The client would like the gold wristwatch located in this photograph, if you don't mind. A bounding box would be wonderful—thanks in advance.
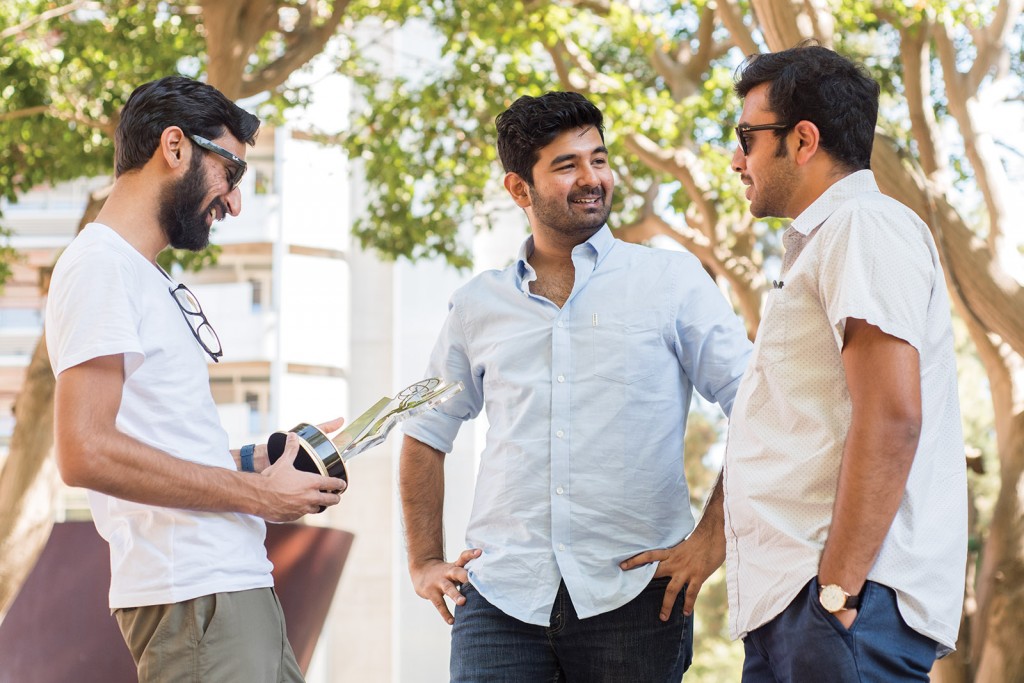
[819,583,861,613]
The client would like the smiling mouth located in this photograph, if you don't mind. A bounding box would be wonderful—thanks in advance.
[207,202,227,223]
[571,195,603,206]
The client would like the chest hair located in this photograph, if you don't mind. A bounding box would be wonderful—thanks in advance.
[530,267,575,308]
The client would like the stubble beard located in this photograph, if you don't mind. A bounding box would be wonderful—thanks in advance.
[528,185,612,241]
[749,145,799,219]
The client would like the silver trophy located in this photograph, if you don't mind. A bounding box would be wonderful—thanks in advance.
[267,378,463,493]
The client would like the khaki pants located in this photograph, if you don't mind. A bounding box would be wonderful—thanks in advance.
[114,588,304,683]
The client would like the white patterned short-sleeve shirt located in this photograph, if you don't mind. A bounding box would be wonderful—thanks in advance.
[722,170,967,654]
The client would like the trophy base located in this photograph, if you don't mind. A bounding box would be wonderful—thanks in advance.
[267,424,350,513]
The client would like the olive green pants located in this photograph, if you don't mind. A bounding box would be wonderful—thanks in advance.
[114,587,304,683]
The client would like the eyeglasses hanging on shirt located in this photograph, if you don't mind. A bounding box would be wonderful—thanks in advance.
[169,283,223,362]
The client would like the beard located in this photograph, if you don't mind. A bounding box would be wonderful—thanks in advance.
[157,153,226,251]
[528,184,612,240]
[749,139,799,219]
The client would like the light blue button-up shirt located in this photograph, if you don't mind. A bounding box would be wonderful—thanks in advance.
[403,226,751,625]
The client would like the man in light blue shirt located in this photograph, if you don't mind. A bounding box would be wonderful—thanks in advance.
[400,91,752,682]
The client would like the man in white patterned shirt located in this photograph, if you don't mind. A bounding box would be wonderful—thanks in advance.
[719,44,968,681]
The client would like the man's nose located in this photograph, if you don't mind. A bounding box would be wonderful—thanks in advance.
[578,163,600,186]
[225,186,242,217]
[731,146,745,173]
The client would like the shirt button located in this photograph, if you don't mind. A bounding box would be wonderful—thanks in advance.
[557,375,565,383]
[556,430,564,438]
[556,486,564,495]
[557,321,564,328]
[558,543,566,551]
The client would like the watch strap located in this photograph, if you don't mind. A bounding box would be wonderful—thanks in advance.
[240,443,256,472]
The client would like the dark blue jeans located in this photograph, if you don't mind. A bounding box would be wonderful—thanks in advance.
[742,578,938,682]
[450,578,693,682]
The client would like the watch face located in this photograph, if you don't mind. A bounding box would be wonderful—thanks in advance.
[819,584,847,613]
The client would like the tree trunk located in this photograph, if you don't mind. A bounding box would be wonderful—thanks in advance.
[973,445,1024,682]
[0,335,59,619]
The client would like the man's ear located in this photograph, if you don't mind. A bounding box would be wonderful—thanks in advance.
[792,120,820,166]
[159,126,188,170]
[503,172,532,208]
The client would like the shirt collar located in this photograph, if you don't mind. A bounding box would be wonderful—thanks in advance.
[790,169,879,236]
[515,225,614,291]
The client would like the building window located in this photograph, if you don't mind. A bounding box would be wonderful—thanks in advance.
[250,279,263,312]
[245,391,263,433]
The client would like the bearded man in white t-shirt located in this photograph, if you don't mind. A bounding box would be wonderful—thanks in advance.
[696,44,966,681]
[46,76,347,682]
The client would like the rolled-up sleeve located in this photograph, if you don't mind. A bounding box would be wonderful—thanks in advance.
[672,253,753,417]
[402,298,483,454]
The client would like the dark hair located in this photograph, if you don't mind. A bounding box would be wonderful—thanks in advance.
[495,91,604,185]
[114,76,261,176]
[734,43,879,171]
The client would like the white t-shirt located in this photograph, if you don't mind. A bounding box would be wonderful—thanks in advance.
[722,171,967,654]
[46,223,273,609]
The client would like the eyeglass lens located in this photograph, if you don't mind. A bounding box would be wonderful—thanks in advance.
[736,127,749,155]
[173,287,202,314]
[171,284,223,360]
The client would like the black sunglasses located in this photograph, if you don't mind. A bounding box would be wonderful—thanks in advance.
[188,134,247,191]
[169,282,223,363]
[735,122,793,156]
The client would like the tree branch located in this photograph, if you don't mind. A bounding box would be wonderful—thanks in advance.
[683,5,718,83]
[716,0,760,57]
[748,0,813,52]
[240,0,352,98]
[967,0,1024,93]
[0,106,49,123]
[890,19,949,189]
[800,0,834,45]
[546,40,590,92]
[0,0,97,41]
[544,36,619,94]
[654,5,733,97]
[934,21,1013,253]
[624,132,719,233]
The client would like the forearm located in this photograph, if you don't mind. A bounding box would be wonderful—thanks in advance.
[55,356,343,523]
[57,424,266,515]
[692,471,726,563]
[400,435,447,568]
[820,318,923,594]
[818,419,919,592]
[54,357,267,515]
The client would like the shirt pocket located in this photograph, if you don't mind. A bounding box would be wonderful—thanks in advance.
[754,289,788,368]
[590,310,664,384]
